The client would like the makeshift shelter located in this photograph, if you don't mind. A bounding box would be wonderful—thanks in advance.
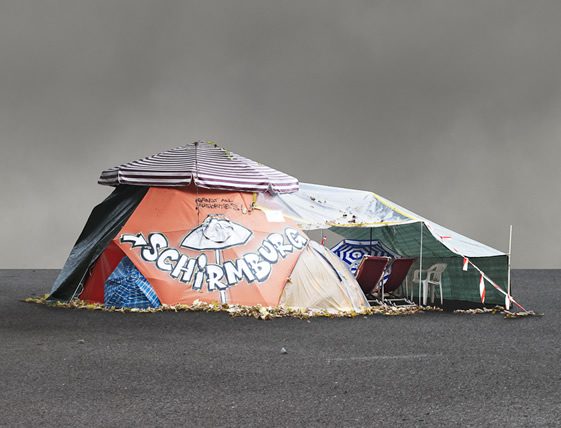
[258,183,518,308]
[49,143,368,313]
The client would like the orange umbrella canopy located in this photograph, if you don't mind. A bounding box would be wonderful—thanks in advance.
[114,186,308,307]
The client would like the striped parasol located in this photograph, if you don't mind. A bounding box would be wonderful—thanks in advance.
[331,239,397,274]
[98,141,299,194]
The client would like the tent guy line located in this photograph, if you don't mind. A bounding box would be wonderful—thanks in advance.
[465,258,526,312]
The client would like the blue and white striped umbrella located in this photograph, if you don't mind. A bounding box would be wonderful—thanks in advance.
[331,239,397,274]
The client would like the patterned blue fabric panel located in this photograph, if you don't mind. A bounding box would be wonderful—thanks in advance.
[104,257,161,308]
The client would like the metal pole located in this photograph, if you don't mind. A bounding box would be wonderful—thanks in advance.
[419,222,423,305]
[216,249,227,305]
[194,141,201,224]
[507,225,513,309]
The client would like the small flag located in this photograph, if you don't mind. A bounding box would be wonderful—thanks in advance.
[479,274,486,303]
[505,294,511,311]
[462,257,469,271]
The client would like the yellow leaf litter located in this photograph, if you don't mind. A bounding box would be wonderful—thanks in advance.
[454,306,542,318]
[23,294,444,319]
[24,295,539,319]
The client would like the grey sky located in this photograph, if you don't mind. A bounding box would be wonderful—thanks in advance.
[1,0,559,268]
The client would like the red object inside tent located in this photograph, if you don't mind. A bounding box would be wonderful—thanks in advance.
[80,241,125,303]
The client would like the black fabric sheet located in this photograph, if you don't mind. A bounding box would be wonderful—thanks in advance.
[49,185,148,301]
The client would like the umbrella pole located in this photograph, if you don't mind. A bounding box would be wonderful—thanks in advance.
[194,141,201,224]
[215,249,227,304]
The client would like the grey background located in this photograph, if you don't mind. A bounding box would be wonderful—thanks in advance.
[1,0,559,268]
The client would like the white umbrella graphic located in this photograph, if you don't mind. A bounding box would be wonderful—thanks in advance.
[181,215,253,303]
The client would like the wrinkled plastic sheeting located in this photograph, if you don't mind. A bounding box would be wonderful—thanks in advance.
[280,241,369,313]
[259,182,504,258]
[258,182,414,229]
[49,185,148,301]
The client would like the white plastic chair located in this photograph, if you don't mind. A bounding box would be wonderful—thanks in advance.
[411,263,447,305]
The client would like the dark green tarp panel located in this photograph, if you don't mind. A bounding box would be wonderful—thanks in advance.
[49,185,148,301]
[331,223,508,305]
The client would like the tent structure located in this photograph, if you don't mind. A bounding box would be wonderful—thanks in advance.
[49,143,368,313]
[257,183,518,308]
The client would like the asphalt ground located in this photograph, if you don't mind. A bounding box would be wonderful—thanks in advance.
[0,269,559,427]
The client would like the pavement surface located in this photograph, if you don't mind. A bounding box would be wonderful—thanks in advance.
[0,269,559,427]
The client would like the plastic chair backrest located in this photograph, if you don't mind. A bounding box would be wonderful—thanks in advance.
[355,256,390,295]
[427,263,447,282]
[383,258,416,293]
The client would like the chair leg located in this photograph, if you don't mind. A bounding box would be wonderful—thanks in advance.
[439,282,443,305]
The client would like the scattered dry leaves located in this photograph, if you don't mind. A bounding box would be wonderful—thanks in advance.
[22,295,445,319]
[24,296,537,319]
[454,305,542,318]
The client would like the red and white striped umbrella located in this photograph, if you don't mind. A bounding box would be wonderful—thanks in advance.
[98,142,299,194]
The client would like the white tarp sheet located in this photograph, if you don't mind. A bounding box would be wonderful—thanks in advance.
[258,182,504,258]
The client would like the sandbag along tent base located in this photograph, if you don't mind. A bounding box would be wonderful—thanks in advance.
[49,142,368,313]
